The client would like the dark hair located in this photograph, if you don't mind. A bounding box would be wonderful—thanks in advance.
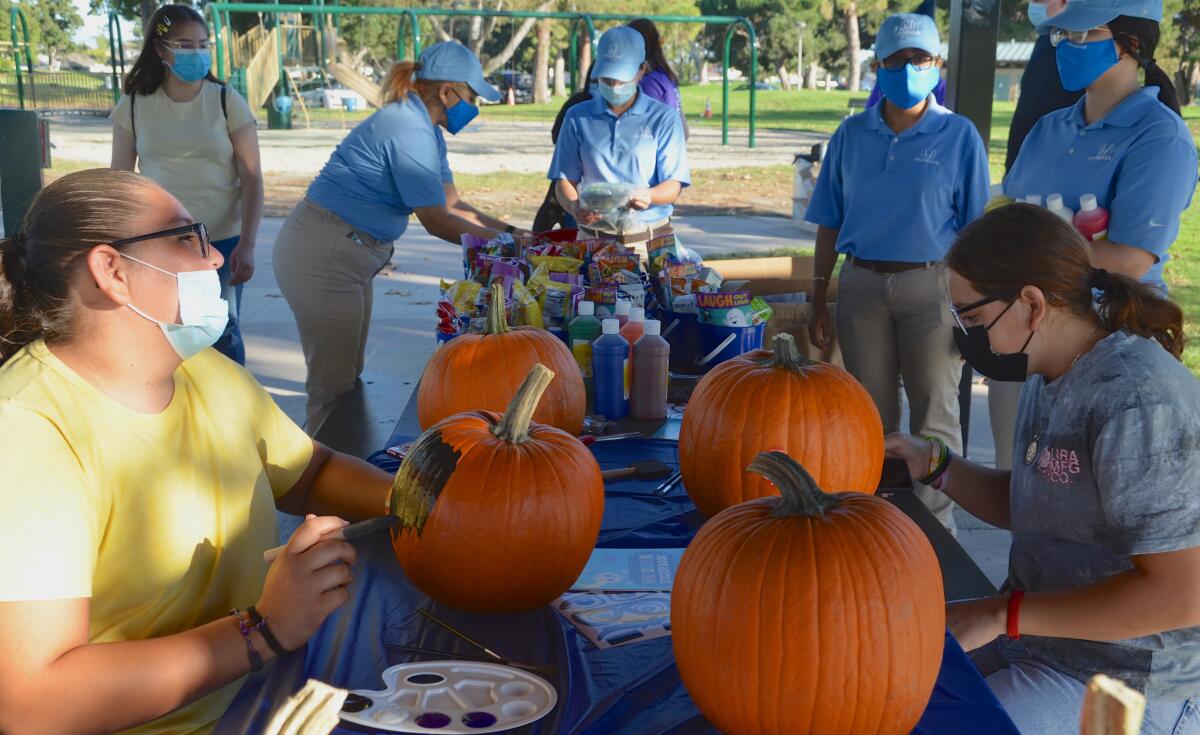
[123,4,219,96]
[0,169,154,365]
[629,19,678,86]
[947,204,1185,359]
[1108,15,1181,115]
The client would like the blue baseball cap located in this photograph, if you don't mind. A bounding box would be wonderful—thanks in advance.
[416,41,501,103]
[1036,0,1161,33]
[592,26,646,83]
[874,13,941,61]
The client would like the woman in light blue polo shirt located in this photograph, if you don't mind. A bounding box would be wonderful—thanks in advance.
[1005,0,1196,294]
[993,0,1196,476]
[549,25,690,251]
[274,41,525,433]
[806,13,990,532]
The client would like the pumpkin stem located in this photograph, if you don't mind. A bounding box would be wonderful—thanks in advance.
[748,451,840,518]
[762,333,812,372]
[485,281,510,335]
[492,363,555,443]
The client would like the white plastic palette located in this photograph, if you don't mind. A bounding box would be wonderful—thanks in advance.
[338,661,557,734]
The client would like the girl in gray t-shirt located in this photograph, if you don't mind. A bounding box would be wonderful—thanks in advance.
[887,204,1200,734]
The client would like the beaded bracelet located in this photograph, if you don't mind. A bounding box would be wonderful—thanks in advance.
[247,605,289,657]
[229,609,264,672]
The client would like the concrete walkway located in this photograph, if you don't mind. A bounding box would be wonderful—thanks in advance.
[46,116,825,174]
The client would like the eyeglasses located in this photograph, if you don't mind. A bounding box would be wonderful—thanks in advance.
[1049,27,1105,47]
[947,292,1016,334]
[158,39,212,51]
[111,222,210,259]
[880,53,937,71]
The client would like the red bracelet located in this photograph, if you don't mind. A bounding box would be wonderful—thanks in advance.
[1007,590,1025,640]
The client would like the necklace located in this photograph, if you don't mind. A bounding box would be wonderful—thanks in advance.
[1024,327,1102,466]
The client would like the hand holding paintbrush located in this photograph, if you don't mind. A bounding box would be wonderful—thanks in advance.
[263,516,399,563]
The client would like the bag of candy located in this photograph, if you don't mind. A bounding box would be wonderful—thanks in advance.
[696,291,774,327]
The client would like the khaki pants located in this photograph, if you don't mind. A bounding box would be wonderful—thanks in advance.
[273,199,394,434]
[987,380,1023,471]
[836,262,962,532]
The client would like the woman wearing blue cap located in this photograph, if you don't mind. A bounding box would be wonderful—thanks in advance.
[806,13,990,532]
[548,25,690,252]
[1005,0,1196,295]
[274,41,525,433]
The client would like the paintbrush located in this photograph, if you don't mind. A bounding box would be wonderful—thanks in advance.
[386,644,549,673]
[418,608,508,662]
[262,516,399,563]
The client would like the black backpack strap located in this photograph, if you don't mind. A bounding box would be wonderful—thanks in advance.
[130,93,136,139]
[220,84,228,120]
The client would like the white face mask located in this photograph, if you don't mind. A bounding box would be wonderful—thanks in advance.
[121,254,228,360]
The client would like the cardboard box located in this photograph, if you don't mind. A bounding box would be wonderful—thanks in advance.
[704,256,842,366]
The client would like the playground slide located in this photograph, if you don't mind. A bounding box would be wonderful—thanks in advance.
[326,62,380,108]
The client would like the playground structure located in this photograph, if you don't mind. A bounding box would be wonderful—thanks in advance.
[204,4,758,146]
[4,5,759,146]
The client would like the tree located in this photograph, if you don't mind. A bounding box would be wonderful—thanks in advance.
[533,18,550,101]
[2,0,83,68]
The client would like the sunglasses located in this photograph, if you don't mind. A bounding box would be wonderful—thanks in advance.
[947,292,1017,334]
[111,222,210,259]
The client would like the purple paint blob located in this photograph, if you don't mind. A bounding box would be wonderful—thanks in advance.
[415,712,452,729]
[463,711,498,728]
[341,694,372,713]
[406,673,446,685]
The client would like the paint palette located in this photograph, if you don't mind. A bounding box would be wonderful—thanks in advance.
[338,661,556,733]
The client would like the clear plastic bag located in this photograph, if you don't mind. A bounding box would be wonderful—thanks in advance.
[579,182,650,234]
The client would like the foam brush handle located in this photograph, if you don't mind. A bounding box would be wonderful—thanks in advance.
[263,516,399,563]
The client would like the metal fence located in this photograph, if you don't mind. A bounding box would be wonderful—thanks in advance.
[0,69,115,113]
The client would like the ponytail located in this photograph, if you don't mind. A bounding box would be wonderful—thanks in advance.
[1095,269,1185,359]
[380,61,420,106]
[1108,16,1182,116]
[0,233,38,364]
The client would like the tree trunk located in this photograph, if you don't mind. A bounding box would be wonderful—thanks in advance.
[553,53,566,97]
[576,28,592,90]
[844,0,862,93]
[806,62,818,89]
[699,61,710,85]
[481,0,553,76]
[534,20,551,103]
[777,63,793,90]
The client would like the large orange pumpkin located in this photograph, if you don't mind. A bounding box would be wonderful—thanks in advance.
[679,332,883,517]
[391,363,604,613]
[672,451,945,735]
[418,282,586,435]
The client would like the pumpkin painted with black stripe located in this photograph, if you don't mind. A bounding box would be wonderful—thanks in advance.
[418,282,585,435]
[391,364,603,613]
[671,451,945,735]
[679,333,883,517]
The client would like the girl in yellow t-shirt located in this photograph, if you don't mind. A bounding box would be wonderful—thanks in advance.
[0,170,394,734]
[111,4,263,367]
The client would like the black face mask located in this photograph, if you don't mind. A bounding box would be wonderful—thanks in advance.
[952,298,1035,382]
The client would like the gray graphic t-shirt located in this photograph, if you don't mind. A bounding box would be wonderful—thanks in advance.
[1006,331,1200,699]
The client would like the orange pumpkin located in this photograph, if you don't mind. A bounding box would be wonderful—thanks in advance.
[418,282,586,435]
[391,363,604,613]
[679,333,883,516]
[672,451,945,735]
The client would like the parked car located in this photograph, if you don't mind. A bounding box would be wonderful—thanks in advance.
[486,70,533,103]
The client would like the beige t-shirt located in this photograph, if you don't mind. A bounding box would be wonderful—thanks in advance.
[112,82,256,241]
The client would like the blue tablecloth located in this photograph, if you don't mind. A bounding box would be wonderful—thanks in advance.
[217,437,1018,734]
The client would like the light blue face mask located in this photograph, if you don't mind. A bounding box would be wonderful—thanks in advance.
[876,64,940,109]
[1027,1,1049,29]
[1056,38,1119,91]
[166,48,212,83]
[598,80,638,107]
[122,254,228,360]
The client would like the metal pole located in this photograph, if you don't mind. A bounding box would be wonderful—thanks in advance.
[721,25,732,146]
[407,9,421,57]
[108,13,122,103]
[946,0,1000,143]
[397,14,407,61]
[207,4,226,80]
[744,19,757,149]
[568,19,578,95]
